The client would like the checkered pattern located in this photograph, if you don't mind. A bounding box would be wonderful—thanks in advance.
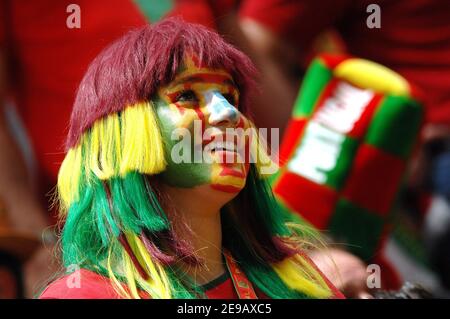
[273,54,423,260]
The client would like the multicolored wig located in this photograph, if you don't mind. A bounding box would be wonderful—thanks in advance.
[57,18,333,299]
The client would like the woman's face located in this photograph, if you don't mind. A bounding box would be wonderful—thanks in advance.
[154,56,251,193]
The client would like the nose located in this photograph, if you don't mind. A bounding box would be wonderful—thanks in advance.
[204,91,240,127]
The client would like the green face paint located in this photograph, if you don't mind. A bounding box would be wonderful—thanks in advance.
[154,96,212,188]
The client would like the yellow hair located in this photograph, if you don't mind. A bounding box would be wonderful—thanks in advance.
[106,234,173,299]
[58,141,83,211]
[273,254,332,298]
[58,101,167,213]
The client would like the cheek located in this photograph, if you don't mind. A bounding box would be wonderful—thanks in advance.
[161,105,205,130]
[180,109,205,132]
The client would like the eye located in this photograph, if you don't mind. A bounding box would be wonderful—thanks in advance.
[222,93,238,107]
[175,90,198,103]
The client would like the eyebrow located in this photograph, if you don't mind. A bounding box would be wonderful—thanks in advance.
[169,73,236,88]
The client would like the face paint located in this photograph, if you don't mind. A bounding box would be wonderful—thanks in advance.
[155,56,250,192]
[204,91,240,125]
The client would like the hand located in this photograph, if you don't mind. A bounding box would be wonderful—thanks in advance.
[24,242,61,298]
[308,247,374,299]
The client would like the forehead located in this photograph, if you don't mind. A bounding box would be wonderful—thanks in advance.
[167,55,235,88]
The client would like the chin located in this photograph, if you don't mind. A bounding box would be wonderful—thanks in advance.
[209,184,243,207]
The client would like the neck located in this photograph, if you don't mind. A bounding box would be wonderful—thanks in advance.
[161,184,231,285]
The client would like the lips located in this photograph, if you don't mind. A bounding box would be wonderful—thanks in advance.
[208,140,236,152]
[219,166,246,178]
[203,133,238,153]
[201,133,250,166]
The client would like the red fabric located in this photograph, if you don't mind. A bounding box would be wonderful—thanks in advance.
[38,269,246,299]
[39,266,344,299]
[278,118,307,165]
[168,0,238,29]
[204,277,239,299]
[39,269,134,299]
[311,78,340,118]
[346,94,383,140]
[39,269,239,299]
[169,0,216,29]
[1,0,148,183]
[319,54,350,70]
[341,144,406,215]
[0,1,6,48]
[273,172,339,229]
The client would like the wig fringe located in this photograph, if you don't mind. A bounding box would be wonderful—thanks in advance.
[58,101,167,212]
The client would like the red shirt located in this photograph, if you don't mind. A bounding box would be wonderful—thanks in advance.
[39,267,344,299]
[38,269,241,299]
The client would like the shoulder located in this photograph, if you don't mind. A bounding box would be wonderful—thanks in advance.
[39,269,122,299]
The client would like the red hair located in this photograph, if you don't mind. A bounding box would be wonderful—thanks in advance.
[67,17,258,149]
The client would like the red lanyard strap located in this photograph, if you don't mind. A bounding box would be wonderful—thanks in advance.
[223,249,258,299]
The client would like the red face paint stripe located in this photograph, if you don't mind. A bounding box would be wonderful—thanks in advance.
[165,83,192,102]
[166,91,190,114]
[194,108,206,134]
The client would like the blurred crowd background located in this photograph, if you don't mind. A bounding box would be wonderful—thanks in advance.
[0,0,449,298]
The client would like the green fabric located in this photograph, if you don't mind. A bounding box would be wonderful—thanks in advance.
[324,135,359,190]
[134,0,174,22]
[365,96,423,159]
[328,199,385,261]
[293,60,333,118]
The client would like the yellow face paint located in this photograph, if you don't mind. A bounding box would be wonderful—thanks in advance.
[155,56,250,193]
